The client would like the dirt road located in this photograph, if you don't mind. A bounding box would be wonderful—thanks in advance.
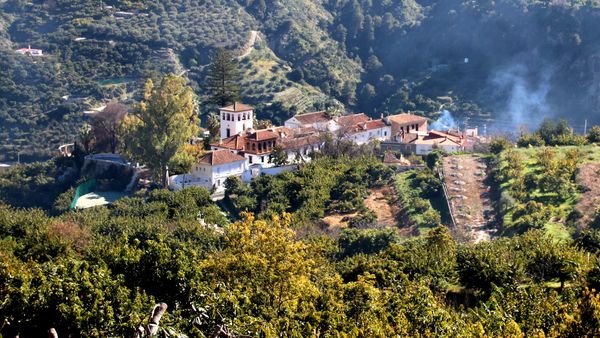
[576,162,600,229]
[442,155,496,243]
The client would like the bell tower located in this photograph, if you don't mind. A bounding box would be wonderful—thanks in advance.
[219,102,254,140]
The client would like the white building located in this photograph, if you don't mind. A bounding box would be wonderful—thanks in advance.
[405,130,465,155]
[284,111,333,131]
[342,119,391,145]
[15,46,43,56]
[219,102,254,139]
[170,150,246,192]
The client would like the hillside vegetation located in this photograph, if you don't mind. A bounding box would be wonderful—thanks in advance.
[4,0,600,160]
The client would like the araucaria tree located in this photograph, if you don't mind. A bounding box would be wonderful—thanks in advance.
[205,48,240,106]
[121,75,199,187]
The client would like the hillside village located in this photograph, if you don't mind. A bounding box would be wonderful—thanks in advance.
[168,101,480,193]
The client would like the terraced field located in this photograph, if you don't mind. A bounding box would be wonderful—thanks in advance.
[442,155,496,243]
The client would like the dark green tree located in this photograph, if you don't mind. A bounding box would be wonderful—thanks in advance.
[205,48,240,107]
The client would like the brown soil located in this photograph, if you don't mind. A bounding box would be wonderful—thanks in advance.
[442,155,496,243]
[575,163,600,229]
[321,186,403,231]
[322,212,358,229]
[364,186,401,227]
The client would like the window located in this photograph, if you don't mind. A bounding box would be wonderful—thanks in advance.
[258,143,262,151]
[226,129,231,138]
[261,156,265,162]
[249,156,253,164]
[243,124,246,130]
[238,114,240,121]
[222,113,225,121]
[252,143,256,151]
[384,131,387,136]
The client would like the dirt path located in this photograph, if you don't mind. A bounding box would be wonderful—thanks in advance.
[364,186,400,227]
[442,155,496,243]
[237,30,259,59]
[576,163,600,229]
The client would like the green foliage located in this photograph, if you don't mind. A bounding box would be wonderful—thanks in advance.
[269,144,289,166]
[338,228,399,258]
[395,169,443,234]
[489,137,512,154]
[121,75,199,186]
[587,126,600,143]
[457,239,524,296]
[492,146,584,237]
[0,158,80,210]
[1,196,600,336]
[519,119,586,148]
[517,132,546,147]
[425,149,443,169]
[204,48,240,106]
[512,201,552,230]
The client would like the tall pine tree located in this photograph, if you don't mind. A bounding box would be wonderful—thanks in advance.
[205,48,240,107]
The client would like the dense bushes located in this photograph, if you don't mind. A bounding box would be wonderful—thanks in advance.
[395,169,443,234]
[225,156,394,225]
[2,201,600,336]
[491,146,582,235]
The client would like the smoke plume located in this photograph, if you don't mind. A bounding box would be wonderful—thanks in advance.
[490,63,554,132]
[430,110,459,130]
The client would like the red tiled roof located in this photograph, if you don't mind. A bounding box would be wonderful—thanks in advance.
[346,119,388,134]
[198,150,245,165]
[247,129,279,141]
[407,131,464,146]
[428,130,464,144]
[387,113,427,125]
[291,111,329,125]
[336,113,370,126]
[220,102,253,112]
[335,113,369,126]
[211,134,246,151]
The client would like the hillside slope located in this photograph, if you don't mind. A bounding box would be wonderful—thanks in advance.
[3,0,600,160]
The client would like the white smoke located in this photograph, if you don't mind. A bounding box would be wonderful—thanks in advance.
[430,110,459,130]
[491,63,553,131]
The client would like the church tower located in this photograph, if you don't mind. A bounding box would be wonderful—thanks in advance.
[219,102,254,140]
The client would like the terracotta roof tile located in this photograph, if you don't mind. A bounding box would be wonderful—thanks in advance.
[387,113,427,125]
[220,102,253,112]
[346,119,388,134]
[247,129,279,141]
[336,113,370,126]
[198,150,245,165]
[291,111,329,125]
[408,131,464,146]
[211,134,246,151]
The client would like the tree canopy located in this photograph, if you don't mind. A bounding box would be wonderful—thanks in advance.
[121,74,198,186]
